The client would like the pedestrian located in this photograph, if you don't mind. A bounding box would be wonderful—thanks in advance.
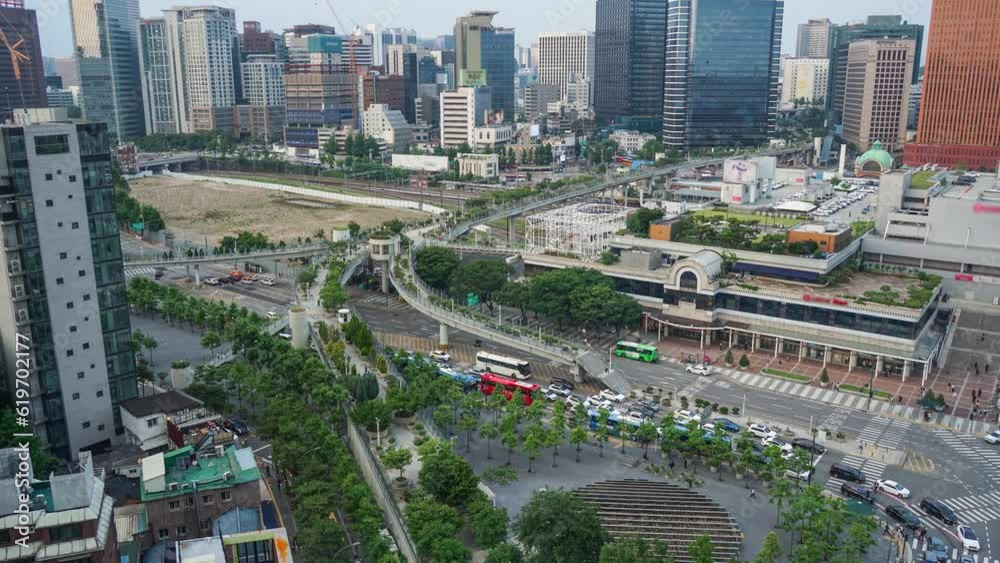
[979,388,983,399]
[750,488,757,498]
[976,361,980,372]
[987,364,991,374]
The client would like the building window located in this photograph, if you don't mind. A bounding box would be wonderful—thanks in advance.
[72,393,79,400]
[98,424,105,431]
[59,252,67,259]
[35,134,69,155]
[77,371,84,379]
[82,343,90,350]
[82,421,90,429]
[202,495,214,504]
[78,270,86,277]
[48,524,83,541]
[57,222,63,227]
[56,278,64,285]
[221,491,232,502]
[177,526,187,537]
[200,520,211,531]
[95,389,102,397]
[71,222,79,229]
[66,302,73,309]
[69,326,77,333]
[69,175,77,182]
[83,294,91,301]
[168,500,181,511]
[45,174,53,181]
[66,349,73,357]
[147,418,158,428]
[158,529,169,540]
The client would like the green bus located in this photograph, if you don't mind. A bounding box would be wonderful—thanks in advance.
[614,341,659,363]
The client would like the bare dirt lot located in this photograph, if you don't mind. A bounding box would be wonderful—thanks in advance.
[130,175,428,245]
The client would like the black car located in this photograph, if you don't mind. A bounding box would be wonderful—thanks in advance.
[885,504,921,530]
[629,404,656,417]
[228,419,249,436]
[636,400,661,413]
[919,497,957,525]
[219,276,233,284]
[791,438,826,455]
[840,482,874,503]
[552,378,575,391]
[830,463,866,483]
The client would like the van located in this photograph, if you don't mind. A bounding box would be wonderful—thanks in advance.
[830,463,866,483]
[919,497,957,525]
[840,482,873,502]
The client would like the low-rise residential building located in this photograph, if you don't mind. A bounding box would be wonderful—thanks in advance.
[0,450,118,563]
[458,153,499,178]
[120,391,217,454]
[362,104,413,153]
[609,130,656,154]
[140,445,262,543]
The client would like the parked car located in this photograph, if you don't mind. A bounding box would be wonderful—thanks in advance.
[546,384,572,398]
[957,525,980,552]
[241,278,254,285]
[885,504,921,530]
[598,389,626,403]
[984,429,1000,444]
[762,435,793,454]
[260,277,276,286]
[748,423,777,439]
[219,276,233,284]
[564,395,582,409]
[552,378,576,391]
[960,555,976,563]
[636,400,661,413]
[685,364,712,376]
[791,438,826,455]
[229,419,249,435]
[840,482,874,503]
[876,479,911,499]
[829,463,866,483]
[630,404,656,418]
[675,410,699,425]
[711,418,741,433]
[429,350,451,363]
[919,497,957,525]
[204,277,219,286]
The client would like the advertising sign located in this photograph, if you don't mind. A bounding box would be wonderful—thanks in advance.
[723,159,759,184]
[460,69,488,87]
[391,154,449,172]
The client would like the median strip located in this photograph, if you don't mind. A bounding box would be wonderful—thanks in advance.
[760,368,812,383]
[837,384,892,400]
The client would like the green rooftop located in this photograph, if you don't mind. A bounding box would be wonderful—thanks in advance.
[139,445,261,502]
[909,170,938,190]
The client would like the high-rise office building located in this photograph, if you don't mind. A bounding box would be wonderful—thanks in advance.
[662,0,783,149]
[54,57,81,88]
[366,25,417,68]
[515,44,532,69]
[241,55,285,107]
[454,11,515,120]
[828,16,923,121]
[241,21,275,57]
[0,1,47,121]
[0,120,138,459]
[841,39,915,152]
[284,66,355,153]
[162,6,239,133]
[905,0,1000,169]
[594,0,667,131]
[796,18,832,58]
[781,58,829,107]
[139,18,179,134]
[538,32,594,96]
[284,24,338,65]
[70,0,145,140]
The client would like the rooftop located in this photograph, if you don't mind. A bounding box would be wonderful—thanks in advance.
[139,445,260,501]
[120,390,202,418]
[790,222,850,235]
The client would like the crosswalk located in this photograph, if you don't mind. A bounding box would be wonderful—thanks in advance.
[125,265,182,279]
[824,454,887,496]
[356,294,410,311]
[857,416,911,450]
[909,537,997,563]
[941,491,1000,524]
[933,429,1000,486]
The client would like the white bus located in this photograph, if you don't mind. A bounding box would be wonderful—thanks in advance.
[475,351,532,380]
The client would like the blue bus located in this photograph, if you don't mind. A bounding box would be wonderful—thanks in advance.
[588,410,623,436]
[437,367,480,391]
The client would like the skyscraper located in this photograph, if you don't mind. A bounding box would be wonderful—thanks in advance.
[827,16,923,122]
[454,11,515,120]
[538,32,594,96]
[70,0,145,139]
[594,0,667,131]
[796,18,832,58]
[241,54,285,107]
[841,39,915,152]
[139,18,179,134]
[662,0,783,149]
[905,0,1000,169]
[0,120,138,459]
[0,0,47,121]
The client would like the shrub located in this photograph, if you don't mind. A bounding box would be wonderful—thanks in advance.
[820,368,829,384]
[739,354,750,369]
[731,407,740,415]
[725,350,734,365]
[171,360,190,369]
[719,406,729,415]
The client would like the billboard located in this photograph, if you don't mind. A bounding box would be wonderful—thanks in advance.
[723,159,759,184]
[460,69,487,87]
[391,154,449,172]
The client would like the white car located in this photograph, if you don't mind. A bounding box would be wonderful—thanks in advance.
[546,384,572,398]
[748,423,777,440]
[585,396,615,411]
[260,277,276,286]
[685,364,712,376]
[565,395,582,409]
[762,435,793,454]
[204,277,219,286]
[598,389,626,403]
[957,525,980,552]
[266,311,278,320]
[675,409,698,425]
[876,479,911,499]
[429,350,451,363]
[985,430,1000,444]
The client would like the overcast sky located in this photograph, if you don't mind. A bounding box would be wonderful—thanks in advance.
[31,0,932,60]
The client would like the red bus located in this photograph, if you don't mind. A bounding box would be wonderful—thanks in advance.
[478,372,540,405]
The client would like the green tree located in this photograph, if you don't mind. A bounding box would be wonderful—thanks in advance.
[418,447,480,506]
[625,208,665,238]
[635,421,659,460]
[595,408,611,457]
[415,246,462,290]
[600,538,674,563]
[480,421,500,460]
[515,489,607,563]
[200,330,222,357]
[450,259,511,312]
[143,334,159,366]
[687,535,714,563]
[469,496,510,550]
[598,250,619,265]
[458,413,479,453]
[521,423,546,473]
[754,532,782,563]
[570,424,588,463]
[838,515,878,563]
[381,446,413,481]
[659,411,682,460]
[487,543,525,563]
[768,476,794,526]
[496,281,534,322]
[319,282,348,311]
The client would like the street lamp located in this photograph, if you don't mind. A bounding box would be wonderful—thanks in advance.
[331,541,362,561]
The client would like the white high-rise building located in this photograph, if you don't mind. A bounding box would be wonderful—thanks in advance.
[780,58,830,107]
[538,31,594,96]
[162,5,238,133]
[440,87,491,148]
[362,104,412,153]
[241,54,285,107]
[796,18,832,58]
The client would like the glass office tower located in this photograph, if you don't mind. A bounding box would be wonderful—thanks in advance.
[663,0,783,149]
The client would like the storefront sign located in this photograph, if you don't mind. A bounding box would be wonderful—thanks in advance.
[802,294,849,306]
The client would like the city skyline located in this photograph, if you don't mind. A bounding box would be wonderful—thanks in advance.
[29,0,932,61]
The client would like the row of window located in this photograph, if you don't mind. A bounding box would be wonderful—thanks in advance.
[166,490,234,511]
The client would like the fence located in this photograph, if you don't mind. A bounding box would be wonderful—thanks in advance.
[163,171,448,215]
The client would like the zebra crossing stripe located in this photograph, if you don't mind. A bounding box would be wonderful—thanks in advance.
[810,388,824,400]
[798,386,812,397]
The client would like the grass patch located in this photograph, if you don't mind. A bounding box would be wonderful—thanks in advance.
[761,368,812,383]
[838,384,892,400]
[910,171,938,190]
[693,209,801,228]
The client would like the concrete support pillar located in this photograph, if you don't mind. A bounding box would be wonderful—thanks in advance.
[875,355,884,379]
[922,361,931,386]
[729,330,734,347]
[380,265,389,294]
[657,322,663,342]
[194,265,200,286]
[699,330,705,351]
[798,342,806,361]
[752,333,760,353]
[823,346,831,367]
[849,350,857,373]
[439,323,450,350]
[903,360,911,382]
[507,216,516,246]
[775,338,782,359]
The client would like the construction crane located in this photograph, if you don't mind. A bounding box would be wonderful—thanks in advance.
[0,5,30,115]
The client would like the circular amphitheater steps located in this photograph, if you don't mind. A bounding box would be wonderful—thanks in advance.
[575,480,742,563]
